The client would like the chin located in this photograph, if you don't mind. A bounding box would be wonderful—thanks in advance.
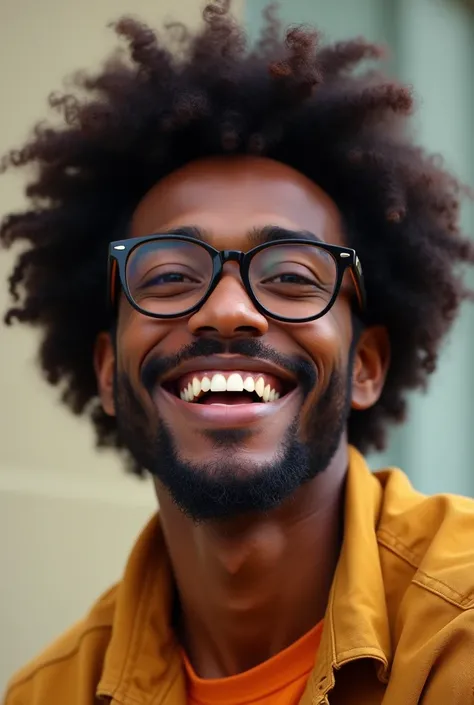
[177,444,279,479]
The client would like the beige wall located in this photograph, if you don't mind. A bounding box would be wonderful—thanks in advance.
[0,0,242,689]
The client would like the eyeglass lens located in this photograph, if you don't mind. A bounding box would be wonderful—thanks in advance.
[125,238,338,320]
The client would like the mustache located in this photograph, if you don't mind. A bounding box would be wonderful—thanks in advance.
[141,338,316,397]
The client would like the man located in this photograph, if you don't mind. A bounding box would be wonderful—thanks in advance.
[2,2,474,703]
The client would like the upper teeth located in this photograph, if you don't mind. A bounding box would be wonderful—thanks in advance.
[179,373,280,403]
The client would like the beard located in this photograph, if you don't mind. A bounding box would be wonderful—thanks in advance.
[114,338,353,522]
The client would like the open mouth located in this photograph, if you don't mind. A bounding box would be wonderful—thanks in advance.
[162,370,295,405]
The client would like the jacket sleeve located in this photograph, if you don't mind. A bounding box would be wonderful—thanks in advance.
[1,622,110,705]
[419,609,474,704]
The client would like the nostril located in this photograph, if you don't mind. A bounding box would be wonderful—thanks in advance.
[193,326,218,334]
[234,326,265,334]
[191,326,265,338]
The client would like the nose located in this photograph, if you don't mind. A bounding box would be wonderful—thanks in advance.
[187,268,269,339]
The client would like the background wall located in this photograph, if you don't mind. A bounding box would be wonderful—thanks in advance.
[0,0,240,690]
[1,0,473,692]
[246,0,474,496]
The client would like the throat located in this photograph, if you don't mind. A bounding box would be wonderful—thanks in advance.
[173,516,332,678]
[199,392,256,405]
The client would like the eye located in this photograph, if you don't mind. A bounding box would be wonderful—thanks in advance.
[132,267,204,300]
[147,272,193,285]
[268,273,317,285]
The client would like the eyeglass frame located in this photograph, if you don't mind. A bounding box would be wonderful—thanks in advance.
[108,233,366,324]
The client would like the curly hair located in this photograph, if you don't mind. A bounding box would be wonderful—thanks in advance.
[2,1,473,475]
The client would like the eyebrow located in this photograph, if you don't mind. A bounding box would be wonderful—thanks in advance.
[160,224,324,247]
[247,225,324,247]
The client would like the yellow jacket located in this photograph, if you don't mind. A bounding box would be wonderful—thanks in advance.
[4,447,474,704]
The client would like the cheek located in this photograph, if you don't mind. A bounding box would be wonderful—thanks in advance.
[289,311,351,382]
[116,300,193,376]
[282,307,352,420]
[117,303,169,373]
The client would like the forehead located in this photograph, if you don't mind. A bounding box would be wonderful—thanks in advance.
[131,156,346,248]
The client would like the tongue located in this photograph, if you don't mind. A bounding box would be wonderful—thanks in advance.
[200,392,257,405]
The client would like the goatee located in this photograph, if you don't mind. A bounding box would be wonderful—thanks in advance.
[114,338,353,521]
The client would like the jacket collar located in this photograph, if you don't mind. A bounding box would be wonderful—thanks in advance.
[307,447,391,702]
[97,514,186,703]
[98,447,391,704]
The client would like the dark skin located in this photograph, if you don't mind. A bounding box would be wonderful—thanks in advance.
[95,156,389,678]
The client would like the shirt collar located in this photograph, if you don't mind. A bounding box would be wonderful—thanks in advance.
[97,446,391,704]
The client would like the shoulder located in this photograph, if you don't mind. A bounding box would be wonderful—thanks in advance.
[372,470,474,701]
[3,584,118,705]
[375,467,474,609]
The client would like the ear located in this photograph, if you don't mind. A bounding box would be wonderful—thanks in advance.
[94,331,116,416]
[351,326,390,411]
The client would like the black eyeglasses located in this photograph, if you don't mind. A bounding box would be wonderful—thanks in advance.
[108,233,366,323]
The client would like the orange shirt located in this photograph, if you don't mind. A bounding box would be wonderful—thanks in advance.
[182,621,323,705]
[4,447,474,705]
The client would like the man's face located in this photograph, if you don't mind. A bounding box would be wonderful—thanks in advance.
[101,156,361,520]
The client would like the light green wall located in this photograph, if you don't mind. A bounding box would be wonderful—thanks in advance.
[245,0,474,496]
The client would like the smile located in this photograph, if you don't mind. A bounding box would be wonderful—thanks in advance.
[160,356,296,406]
[155,355,301,427]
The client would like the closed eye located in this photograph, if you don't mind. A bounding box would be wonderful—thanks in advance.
[266,273,318,285]
[143,272,197,286]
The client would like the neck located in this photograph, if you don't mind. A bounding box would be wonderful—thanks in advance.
[157,443,348,679]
